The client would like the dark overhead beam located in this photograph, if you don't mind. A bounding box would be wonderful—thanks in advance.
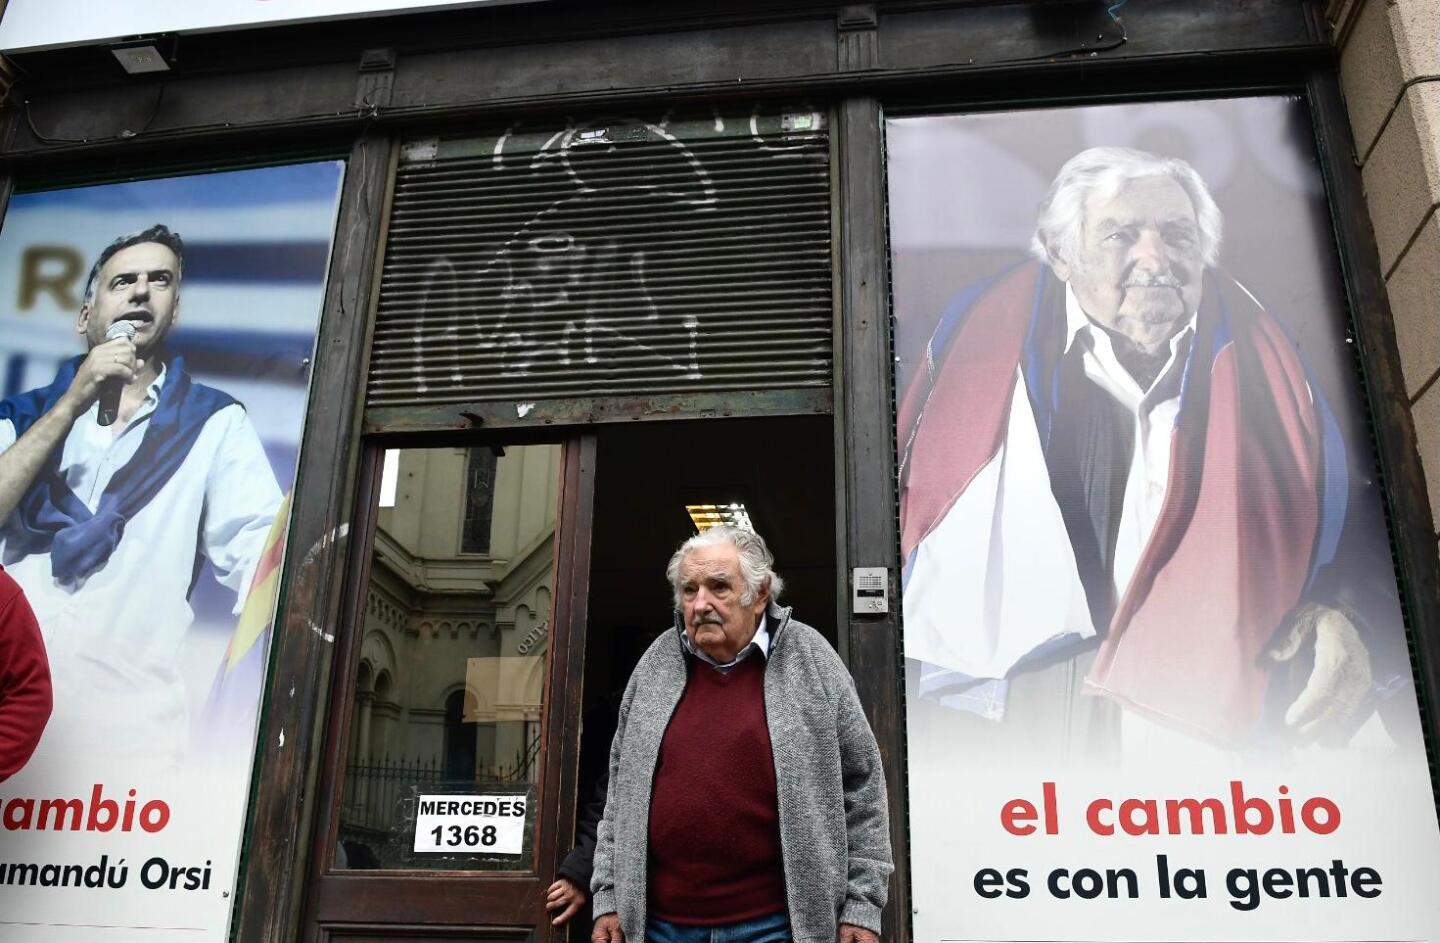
[2,0,1325,165]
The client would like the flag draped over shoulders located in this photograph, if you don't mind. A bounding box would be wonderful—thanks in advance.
[0,355,237,586]
[898,262,1339,745]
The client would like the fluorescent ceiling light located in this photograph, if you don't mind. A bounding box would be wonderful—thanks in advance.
[111,43,171,74]
[685,503,753,533]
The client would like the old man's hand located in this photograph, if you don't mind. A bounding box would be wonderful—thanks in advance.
[838,923,880,943]
[1264,603,1371,740]
[592,913,625,943]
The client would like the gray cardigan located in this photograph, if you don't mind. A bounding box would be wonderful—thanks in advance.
[590,603,893,943]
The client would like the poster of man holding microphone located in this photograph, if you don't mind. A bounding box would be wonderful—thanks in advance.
[0,222,281,771]
[0,162,342,942]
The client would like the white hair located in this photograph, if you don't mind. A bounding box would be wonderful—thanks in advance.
[666,525,784,608]
[1030,146,1223,270]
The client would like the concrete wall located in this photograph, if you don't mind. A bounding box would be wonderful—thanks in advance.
[1331,0,1440,543]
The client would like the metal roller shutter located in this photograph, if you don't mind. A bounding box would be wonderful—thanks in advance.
[366,111,832,419]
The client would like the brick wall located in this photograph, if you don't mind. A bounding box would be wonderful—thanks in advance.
[1331,0,1440,542]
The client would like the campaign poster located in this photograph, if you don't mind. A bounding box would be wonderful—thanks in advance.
[0,162,344,941]
[892,97,1440,942]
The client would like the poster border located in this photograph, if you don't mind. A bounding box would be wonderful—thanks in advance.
[878,75,1440,941]
[0,152,350,941]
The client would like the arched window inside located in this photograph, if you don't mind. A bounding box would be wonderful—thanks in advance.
[461,447,498,554]
[443,689,476,783]
[370,671,393,760]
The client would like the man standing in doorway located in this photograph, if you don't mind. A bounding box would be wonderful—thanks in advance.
[0,224,281,770]
[590,525,892,943]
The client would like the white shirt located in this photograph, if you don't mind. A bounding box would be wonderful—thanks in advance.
[903,288,1197,690]
[1062,285,1195,599]
[0,363,282,768]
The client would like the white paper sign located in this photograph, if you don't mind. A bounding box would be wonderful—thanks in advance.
[413,795,526,855]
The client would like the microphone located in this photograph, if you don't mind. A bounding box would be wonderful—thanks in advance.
[97,320,138,427]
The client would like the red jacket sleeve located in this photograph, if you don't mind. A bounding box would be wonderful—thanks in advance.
[0,568,52,782]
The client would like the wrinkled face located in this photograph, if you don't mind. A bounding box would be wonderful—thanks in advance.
[678,543,768,664]
[77,242,181,355]
[1051,175,1205,351]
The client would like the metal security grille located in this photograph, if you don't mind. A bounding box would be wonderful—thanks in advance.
[367,112,832,412]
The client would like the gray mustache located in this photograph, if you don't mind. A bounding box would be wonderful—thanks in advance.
[691,613,725,627]
[1123,273,1182,289]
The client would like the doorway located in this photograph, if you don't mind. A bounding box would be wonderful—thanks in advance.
[562,414,838,937]
[304,414,836,941]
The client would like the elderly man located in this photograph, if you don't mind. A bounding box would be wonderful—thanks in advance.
[0,223,281,768]
[898,146,1400,752]
[590,525,892,943]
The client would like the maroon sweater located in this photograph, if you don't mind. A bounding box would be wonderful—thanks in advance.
[647,655,787,924]
[0,566,51,782]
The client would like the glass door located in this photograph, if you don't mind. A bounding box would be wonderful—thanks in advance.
[304,435,594,942]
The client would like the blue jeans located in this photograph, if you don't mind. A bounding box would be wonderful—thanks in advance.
[646,911,792,943]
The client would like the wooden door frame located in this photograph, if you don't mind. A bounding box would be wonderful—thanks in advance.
[301,434,597,940]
